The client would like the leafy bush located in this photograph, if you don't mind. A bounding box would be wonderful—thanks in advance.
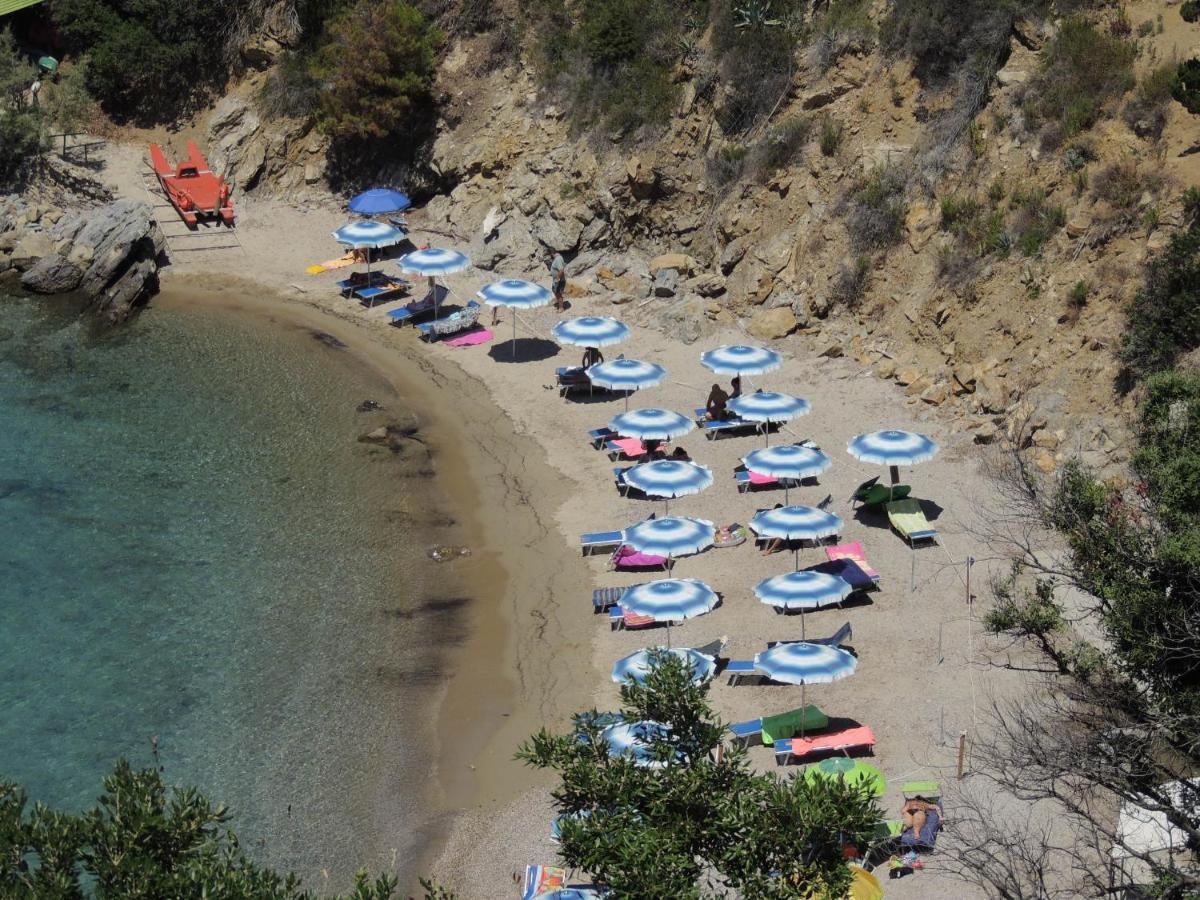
[1009,186,1065,256]
[818,112,844,156]
[315,1,442,141]
[712,0,803,134]
[1123,62,1179,140]
[1132,371,1200,528]
[750,115,811,177]
[808,0,873,73]
[259,51,323,120]
[845,165,908,251]
[1092,159,1162,212]
[1182,0,1200,24]
[0,28,42,183]
[42,59,96,134]
[940,194,1008,257]
[881,0,1044,80]
[1024,16,1135,144]
[1121,210,1200,379]
[1173,58,1200,115]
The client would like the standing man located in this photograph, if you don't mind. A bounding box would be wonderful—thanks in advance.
[547,249,567,312]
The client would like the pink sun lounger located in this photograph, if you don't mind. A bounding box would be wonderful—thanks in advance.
[773,725,877,765]
[825,542,880,583]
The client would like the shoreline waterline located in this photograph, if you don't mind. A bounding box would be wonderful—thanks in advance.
[149,274,596,888]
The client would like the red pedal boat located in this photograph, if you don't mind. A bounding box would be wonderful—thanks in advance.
[149,141,235,228]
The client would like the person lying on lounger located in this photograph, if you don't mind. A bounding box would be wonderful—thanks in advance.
[706,383,731,420]
[760,504,786,557]
[901,798,940,839]
[669,447,691,461]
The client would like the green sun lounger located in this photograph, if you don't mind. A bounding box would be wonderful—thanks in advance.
[760,705,829,743]
[886,499,937,547]
[854,481,911,508]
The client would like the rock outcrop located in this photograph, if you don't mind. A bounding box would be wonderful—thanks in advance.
[3,198,164,323]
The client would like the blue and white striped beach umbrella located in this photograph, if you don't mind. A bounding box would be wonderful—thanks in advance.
[397,247,471,277]
[587,358,667,410]
[624,460,713,512]
[848,430,940,484]
[623,516,715,560]
[600,720,674,769]
[729,392,812,445]
[609,408,695,441]
[621,578,718,622]
[332,220,406,249]
[754,571,852,631]
[743,444,831,503]
[552,316,630,348]
[750,505,843,570]
[397,248,471,320]
[477,279,554,357]
[700,345,783,376]
[754,642,857,685]
[612,647,716,685]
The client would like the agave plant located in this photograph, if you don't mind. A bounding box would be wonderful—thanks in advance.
[734,0,782,29]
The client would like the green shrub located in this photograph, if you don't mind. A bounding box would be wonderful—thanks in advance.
[1009,186,1065,257]
[1182,0,1200,24]
[0,28,42,182]
[1092,159,1160,211]
[1124,61,1180,139]
[1121,210,1200,379]
[315,1,442,141]
[753,115,810,176]
[1173,58,1200,115]
[846,165,907,251]
[818,113,843,156]
[1068,279,1090,310]
[881,0,1044,80]
[831,254,871,306]
[1025,16,1135,143]
[712,0,803,134]
[1133,371,1200,527]
[258,52,322,120]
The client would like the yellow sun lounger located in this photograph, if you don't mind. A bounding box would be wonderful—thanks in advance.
[886,499,937,547]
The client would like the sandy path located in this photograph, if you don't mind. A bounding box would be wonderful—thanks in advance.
[92,146,1028,897]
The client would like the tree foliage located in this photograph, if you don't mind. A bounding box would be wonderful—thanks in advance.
[314,1,442,142]
[0,28,42,183]
[881,0,1043,81]
[517,652,881,898]
[1120,206,1200,380]
[0,760,451,899]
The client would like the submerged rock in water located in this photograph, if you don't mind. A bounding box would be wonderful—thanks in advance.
[428,545,471,562]
[311,330,347,349]
[357,399,383,412]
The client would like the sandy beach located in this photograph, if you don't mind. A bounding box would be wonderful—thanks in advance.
[104,161,1035,897]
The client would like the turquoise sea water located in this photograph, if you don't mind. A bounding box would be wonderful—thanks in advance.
[0,293,457,887]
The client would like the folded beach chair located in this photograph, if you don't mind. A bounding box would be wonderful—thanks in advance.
[853,476,912,509]
[767,622,853,650]
[386,294,436,325]
[613,466,631,495]
[773,724,877,765]
[610,544,668,572]
[592,585,636,611]
[886,499,938,547]
[416,301,481,342]
[729,705,829,747]
[824,542,880,587]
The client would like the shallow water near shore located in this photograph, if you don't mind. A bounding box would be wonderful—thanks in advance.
[0,291,464,888]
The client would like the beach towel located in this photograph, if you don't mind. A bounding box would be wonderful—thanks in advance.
[609,437,649,458]
[523,864,568,898]
[747,470,777,485]
[900,805,942,850]
[611,544,667,570]
[306,253,356,274]
[443,328,492,348]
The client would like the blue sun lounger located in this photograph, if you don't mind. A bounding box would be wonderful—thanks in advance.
[767,622,853,649]
[387,296,436,325]
[728,705,829,747]
[353,282,410,307]
[589,427,617,448]
[693,407,761,440]
[582,530,624,556]
[593,585,637,611]
[336,271,387,296]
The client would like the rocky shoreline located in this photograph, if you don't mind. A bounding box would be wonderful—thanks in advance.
[0,195,164,324]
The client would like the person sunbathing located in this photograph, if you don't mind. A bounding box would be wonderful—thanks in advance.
[669,447,691,461]
[582,346,604,368]
[901,798,939,839]
[760,504,786,556]
[706,383,730,420]
[730,375,742,399]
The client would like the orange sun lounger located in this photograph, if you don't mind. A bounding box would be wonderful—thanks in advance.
[773,725,876,765]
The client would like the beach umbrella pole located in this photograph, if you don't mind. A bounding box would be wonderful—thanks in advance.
[890,464,900,486]
[512,313,517,358]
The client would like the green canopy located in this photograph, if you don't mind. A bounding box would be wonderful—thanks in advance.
[37,56,57,72]
[0,0,45,16]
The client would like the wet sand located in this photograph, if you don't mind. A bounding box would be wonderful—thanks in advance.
[151,277,595,891]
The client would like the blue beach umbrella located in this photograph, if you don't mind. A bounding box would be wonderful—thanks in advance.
[477,279,554,358]
[552,316,630,348]
[729,392,812,445]
[753,642,858,731]
[620,579,719,631]
[398,248,471,320]
[743,444,832,503]
[332,220,405,284]
[624,460,713,513]
[750,505,843,570]
[623,516,715,563]
[347,188,411,215]
[600,720,675,769]
[700,344,783,376]
[612,647,716,685]
[587,358,667,411]
[847,429,940,486]
[609,408,695,442]
[754,571,852,636]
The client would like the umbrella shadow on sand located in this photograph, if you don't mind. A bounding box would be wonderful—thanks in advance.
[488,337,560,364]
